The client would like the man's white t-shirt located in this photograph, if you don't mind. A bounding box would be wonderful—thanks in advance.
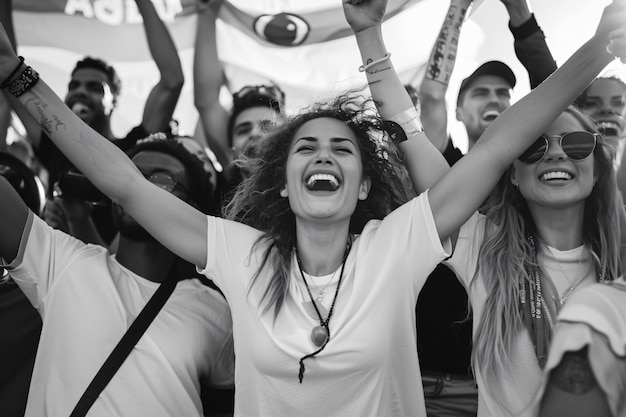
[4,213,234,417]
[199,191,450,417]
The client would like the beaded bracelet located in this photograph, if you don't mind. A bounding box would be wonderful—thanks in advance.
[7,66,40,98]
[0,56,25,89]
[358,52,392,73]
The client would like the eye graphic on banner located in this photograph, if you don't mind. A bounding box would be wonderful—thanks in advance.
[253,13,310,46]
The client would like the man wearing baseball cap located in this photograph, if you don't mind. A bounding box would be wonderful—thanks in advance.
[455,60,517,149]
[417,0,557,160]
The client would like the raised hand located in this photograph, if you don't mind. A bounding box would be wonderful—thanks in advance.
[0,23,19,78]
[196,0,224,14]
[342,0,388,34]
[499,0,529,8]
[594,0,626,43]
[498,0,531,27]
[608,25,626,63]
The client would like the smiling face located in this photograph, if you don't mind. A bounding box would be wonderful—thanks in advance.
[231,106,282,157]
[579,77,626,143]
[64,67,116,125]
[456,75,512,147]
[511,112,597,211]
[282,117,370,225]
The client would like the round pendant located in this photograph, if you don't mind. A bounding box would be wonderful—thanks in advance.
[311,325,329,347]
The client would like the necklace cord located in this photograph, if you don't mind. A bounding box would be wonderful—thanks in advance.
[522,235,607,368]
[542,241,585,305]
[295,237,352,383]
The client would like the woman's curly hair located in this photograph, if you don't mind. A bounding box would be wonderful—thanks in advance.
[223,91,415,317]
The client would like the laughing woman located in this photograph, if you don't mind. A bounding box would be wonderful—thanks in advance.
[0,0,624,416]
[445,105,624,417]
[442,20,626,417]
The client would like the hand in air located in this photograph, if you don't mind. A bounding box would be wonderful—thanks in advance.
[0,23,19,80]
[342,0,388,34]
[608,26,626,63]
[594,0,626,46]
[196,0,224,14]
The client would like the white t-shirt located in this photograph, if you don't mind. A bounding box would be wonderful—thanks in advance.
[531,278,626,417]
[3,213,234,417]
[445,213,598,417]
[199,191,450,417]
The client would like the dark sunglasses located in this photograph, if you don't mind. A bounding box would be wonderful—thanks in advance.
[518,131,598,164]
[233,84,285,109]
[146,172,189,195]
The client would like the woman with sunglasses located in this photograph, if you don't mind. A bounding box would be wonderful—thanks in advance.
[0,0,624,415]
[445,105,623,416]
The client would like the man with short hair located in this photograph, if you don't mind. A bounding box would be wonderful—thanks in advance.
[418,0,557,156]
[193,0,285,189]
[14,0,183,195]
[5,0,184,245]
[0,135,234,417]
[455,60,517,148]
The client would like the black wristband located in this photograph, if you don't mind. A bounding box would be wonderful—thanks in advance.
[382,120,408,145]
[7,66,40,98]
[0,56,25,89]
[509,14,542,40]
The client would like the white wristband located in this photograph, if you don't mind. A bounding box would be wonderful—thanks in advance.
[390,107,424,140]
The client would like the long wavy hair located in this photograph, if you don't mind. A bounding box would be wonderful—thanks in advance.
[223,92,415,318]
[471,106,622,410]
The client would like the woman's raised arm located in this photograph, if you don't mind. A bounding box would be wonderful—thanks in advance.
[429,0,626,241]
[0,24,209,268]
[343,0,450,194]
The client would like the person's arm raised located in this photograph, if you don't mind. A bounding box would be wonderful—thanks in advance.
[0,175,29,264]
[135,0,184,134]
[0,35,209,269]
[193,0,231,169]
[0,0,14,152]
[419,0,473,153]
[429,0,626,241]
[501,0,557,88]
[0,0,44,149]
[343,0,449,194]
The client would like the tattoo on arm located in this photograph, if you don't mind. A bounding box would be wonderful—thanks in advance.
[548,347,599,395]
[425,4,468,84]
[366,65,391,75]
[26,98,66,136]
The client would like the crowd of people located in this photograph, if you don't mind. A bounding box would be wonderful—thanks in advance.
[0,0,625,416]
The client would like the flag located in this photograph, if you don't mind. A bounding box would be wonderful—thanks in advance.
[13,0,450,136]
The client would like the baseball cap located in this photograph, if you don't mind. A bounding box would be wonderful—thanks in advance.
[457,61,516,105]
